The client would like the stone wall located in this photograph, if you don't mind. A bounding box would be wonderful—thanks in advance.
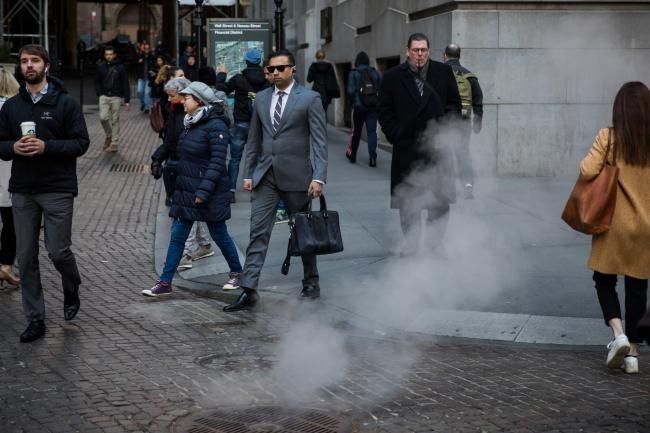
[266,0,650,177]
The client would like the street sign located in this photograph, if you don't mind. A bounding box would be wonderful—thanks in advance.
[206,19,272,79]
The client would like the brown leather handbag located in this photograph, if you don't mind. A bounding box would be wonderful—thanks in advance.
[561,129,618,234]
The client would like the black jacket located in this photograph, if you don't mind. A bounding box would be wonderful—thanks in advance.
[94,59,131,102]
[169,107,231,223]
[151,101,184,162]
[307,61,339,104]
[182,65,198,82]
[377,60,461,207]
[0,78,90,195]
[445,58,483,118]
[138,53,156,80]
[216,65,269,122]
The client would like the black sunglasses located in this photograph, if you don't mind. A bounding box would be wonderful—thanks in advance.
[266,64,294,73]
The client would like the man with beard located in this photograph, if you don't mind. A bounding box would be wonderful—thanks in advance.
[0,44,89,342]
[377,33,461,255]
[95,45,130,152]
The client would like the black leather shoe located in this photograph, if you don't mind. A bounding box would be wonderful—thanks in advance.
[345,152,356,164]
[369,158,377,167]
[20,320,46,343]
[64,288,80,321]
[299,284,320,300]
[223,289,259,312]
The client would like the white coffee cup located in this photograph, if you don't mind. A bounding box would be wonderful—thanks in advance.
[20,121,36,137]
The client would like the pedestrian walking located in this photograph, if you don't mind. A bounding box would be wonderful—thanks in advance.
[216,48,270,204]
[346,51,381,167]
[307,49,340,114]
[151,77,191,204]
[222,50,328,312]
[443,43,483,199]
[182,55,199,82]
[137,42,156,113]
[377,33,461,255]
[150,56,168,100]
[0,44,89,342]
[0,67,21,287]
[94,45,130,152]
[143,81,242,297]
[579,81,650,374]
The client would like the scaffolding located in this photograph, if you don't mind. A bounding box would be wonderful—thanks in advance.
[0,0,49,56]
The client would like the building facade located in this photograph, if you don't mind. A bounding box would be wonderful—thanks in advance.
[251,0,650,177]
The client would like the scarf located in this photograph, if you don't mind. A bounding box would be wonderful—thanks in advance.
[183,106,209,129]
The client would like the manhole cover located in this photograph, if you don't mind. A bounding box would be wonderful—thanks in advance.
[197,353,276,372]
[173,406,351,433]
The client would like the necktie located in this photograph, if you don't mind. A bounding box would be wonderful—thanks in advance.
[414,76,424,96]
[272,91,286,133]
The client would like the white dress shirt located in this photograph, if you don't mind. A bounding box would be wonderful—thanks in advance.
[269,80,295,121]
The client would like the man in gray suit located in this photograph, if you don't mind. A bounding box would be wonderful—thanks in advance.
[224,50,328,312]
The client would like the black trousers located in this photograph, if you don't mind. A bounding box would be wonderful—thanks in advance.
[594,271,648,343]
[0,206,16,265]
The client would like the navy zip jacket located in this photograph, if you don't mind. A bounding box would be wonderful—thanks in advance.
[0,78,89,196]
[169,106,231,223]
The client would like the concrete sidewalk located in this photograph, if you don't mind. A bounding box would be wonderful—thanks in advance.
[156,125,615,346]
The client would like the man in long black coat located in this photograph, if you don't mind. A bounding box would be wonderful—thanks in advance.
[378,33,461,252]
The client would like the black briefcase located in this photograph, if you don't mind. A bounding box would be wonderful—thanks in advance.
[281,194,344,275]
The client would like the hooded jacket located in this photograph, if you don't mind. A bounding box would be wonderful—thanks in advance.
[0,78,90,195]
[347,64,382,108]
[169,106,231,223]
[94,59,131,102]
[216,64,269,122]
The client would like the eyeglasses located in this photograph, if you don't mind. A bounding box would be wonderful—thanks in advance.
[409,48,429,54]
[266,64,294,73]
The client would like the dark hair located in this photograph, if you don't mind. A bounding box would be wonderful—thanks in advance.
[612,81,650,167]
[168,66,181,77]
[445,43,461,59]
[19,44,50,65]
[198,66,217,86]
[267,49,295,67]
[104,45,115,53]
[354,51,370,67]
[407,33,430,48]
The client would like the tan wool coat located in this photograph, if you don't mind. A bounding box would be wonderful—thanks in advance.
[580,128,650,279]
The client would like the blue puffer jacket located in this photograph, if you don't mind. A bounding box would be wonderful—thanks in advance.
[169,106,231,223]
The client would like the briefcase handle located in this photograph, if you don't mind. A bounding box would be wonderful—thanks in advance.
[302,194,329,217]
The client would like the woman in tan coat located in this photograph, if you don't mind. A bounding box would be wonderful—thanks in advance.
[579,81,650,374]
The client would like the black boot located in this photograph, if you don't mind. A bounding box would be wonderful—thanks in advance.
[223,289,259,312]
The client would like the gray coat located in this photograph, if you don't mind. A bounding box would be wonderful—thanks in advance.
[244,84,327,191]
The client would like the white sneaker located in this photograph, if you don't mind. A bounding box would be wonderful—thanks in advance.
[177,254,193,270]
[606,334,631,369]
[193,245,215,261]
[622,356,639,374]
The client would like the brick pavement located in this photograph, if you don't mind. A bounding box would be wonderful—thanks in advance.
[0,109,648,433]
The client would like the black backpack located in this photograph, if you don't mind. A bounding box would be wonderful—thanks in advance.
[358,68,378,108]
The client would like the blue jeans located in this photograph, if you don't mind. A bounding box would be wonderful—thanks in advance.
[137,78,151,110]
[348,105,378,160]
[229,121,249,191]
[160,218,242,282]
